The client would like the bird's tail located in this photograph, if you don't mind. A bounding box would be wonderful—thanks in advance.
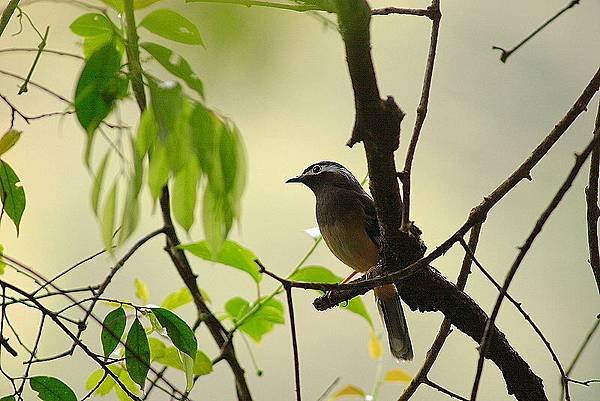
[374,284,413,361]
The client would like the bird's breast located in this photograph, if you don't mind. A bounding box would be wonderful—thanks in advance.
[319,219,379,273]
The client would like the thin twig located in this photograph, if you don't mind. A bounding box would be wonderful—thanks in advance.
[470,137,600,401]
[0,47,84,59]
[18,25,49,94]
[284,284,302,401]
[585,100,600,293]
[561,317,600,400]
[400,0,441,228]
[424,378,469,401]
[492,0,580,63]
[185,0,326,12]
[372,7,432,18]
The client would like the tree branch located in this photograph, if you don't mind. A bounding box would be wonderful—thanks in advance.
[585,100,600,293]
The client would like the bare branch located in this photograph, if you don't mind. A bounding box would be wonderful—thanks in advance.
[586,100,600,293]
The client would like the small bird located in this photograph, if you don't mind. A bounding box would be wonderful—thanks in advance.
[287,161,413,361]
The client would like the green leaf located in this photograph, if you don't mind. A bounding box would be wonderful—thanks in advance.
[91,151,110,215]
[139,9,203,45]
[189,104,217,179]
[0,244,5,275]
[75,42,126,134]
[181,351,195,391]
[117,178,141,244]
[0,396,15,401]
[192,349,213,376]
[180,240,261,283]
[147,145,169,200]
[101,182,118,251]
[134,278,150,304]
[289,265,340,283]
[149,80,183,141]
[161,287,193,310]
[149,338,212,376]
[202,187,232,255]
[114,368,141,401]
[330,384,365,400]
[0,160,26,235]
[29,376,77,401]
[85,369,115,396]
[151,308,197,358]
[219,123,246,215]
[135,109,157,160]
[0,130,22,156]
[101,307,126,357]
[70,13,113,37]
[141,42,204,97]
[225,296,284,342]
[125,318,150,388]
[83,32,113,59]
[172,159,200,231]
[289,266,372,328]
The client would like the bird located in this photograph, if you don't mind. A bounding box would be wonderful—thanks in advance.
[286,160,413,361]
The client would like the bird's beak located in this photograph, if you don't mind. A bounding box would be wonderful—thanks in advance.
[286,175,303,184]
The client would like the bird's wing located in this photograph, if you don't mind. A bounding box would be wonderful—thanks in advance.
[357,192,381,247]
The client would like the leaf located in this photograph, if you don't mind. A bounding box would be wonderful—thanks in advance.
[74,42,126,134]
[192,349,213,376]
[141,42,204,97]
[151,308,197,358]
[0,396,15,401]
[139,9,203,45]
[180,240,261,283]
[161,288,193,310]
[149,338,212,376]
[125,318,150,388]
[0,244,5,275]
[114,368,141,401]
[85,369,115,396]
[147,145,169,200]
[149,80,183,141]
[172,159,200,231]
[83,33,113,59]
[181,351,195,391]
[368,330,383,360]
[225,296,284,342]
[289,265,340,283]
[101,182,118,251]
[289,266,373,328]
[0,130,21,156]
[29,376,77,401]
[135,109,157,160]
[101,307,126,357]
[330,384,366,400]
[219,123,246,216]
[202,186,231,255]
[134,278,150,304]
[0,160,26,234]
[384,368,412,383]
[91,151,110,214]
[70,13,113,37]
[189,104,217,178]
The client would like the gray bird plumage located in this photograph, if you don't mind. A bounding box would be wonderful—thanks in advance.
[287,161,414,361]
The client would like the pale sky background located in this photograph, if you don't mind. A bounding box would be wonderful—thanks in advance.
[1,1,599,401]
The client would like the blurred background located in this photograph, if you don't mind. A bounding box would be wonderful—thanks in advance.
[1,0,599,400]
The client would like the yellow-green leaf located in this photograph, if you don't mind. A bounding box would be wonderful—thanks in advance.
[91,151,110,215]
[0,244,5,275]
[172,159,200,231]
[384,368,412,383]
[139,9,203,46]
[101,182,117,251]
[161,288,193,310]
[85,369,116,396]
[134,278,150,304]
[368,330,383,360]
[330,384,365,400]
[0,130,22,156]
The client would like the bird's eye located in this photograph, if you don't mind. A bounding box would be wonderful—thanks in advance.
[312,165,322,174]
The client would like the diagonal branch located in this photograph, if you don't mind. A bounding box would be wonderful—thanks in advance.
[585,100,600,293]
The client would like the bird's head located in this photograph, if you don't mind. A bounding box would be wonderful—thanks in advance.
[286,161,362,193]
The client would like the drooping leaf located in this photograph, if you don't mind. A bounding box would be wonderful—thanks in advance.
[219,123,246,216]
[151,308,197,358]
[70,13,113,37]
[0,395,15,401]
[118,178,141,244]
[225,296,284,342]
[180,240,261,283]
[83,32,113,59]
[345,297,373,328]
[101,307,126,357]
[135,109,157,160]
[147,145,169,200]
[0,130,22,156]
[384,368,412,383]
[101,182,118,251]
[125,318,150,388]
[85,369,116,396]
[91,151,110,214]
[74,42,127,134]
[139,9,203,45]
[149,338,212,376]
[141,42,204,97]
[134,278,150,304]
[29,376,77,401]
[330,384,366,400]
[368,330,383,360]
[149,80,183,141]
[181,351,195,391]
[189,104,217,179]
[0,160,26,234]
[161,287,193,310]
[202,186,230,255]
[172,158,200,231]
